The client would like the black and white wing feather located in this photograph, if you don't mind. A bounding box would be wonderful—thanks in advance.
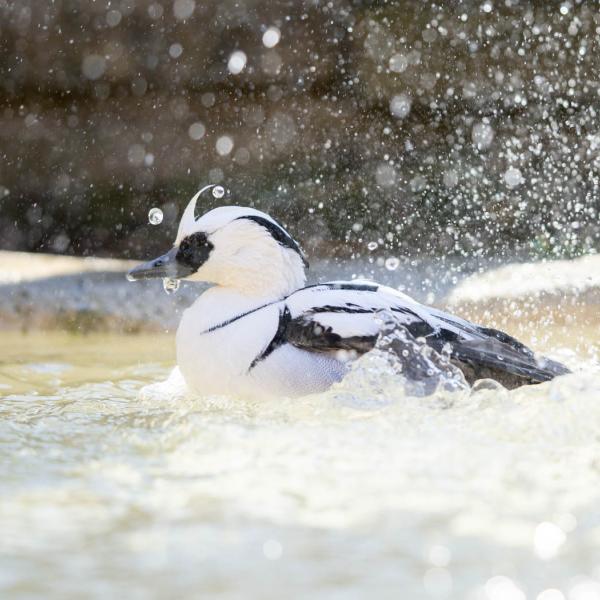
[282,281,569,388]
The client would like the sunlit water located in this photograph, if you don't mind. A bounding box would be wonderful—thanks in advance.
[1,325,600,600]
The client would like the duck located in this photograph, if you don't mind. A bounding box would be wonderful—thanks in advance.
[127,185,570,398]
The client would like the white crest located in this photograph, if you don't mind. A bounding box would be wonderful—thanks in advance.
[176,184,217,243]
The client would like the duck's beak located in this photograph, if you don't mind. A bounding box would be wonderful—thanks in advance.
[126,247,194,281]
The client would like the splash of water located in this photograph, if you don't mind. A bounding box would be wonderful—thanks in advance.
[162,277,180,294]
[148,207,163,225]
[212,185,225,199]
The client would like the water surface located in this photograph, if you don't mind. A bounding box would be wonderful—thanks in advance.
[1,327,600,600]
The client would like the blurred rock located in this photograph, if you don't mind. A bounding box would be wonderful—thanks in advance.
[0,250,136,283]
[0,248,461,332]
[447,254,600,307]
[0,271,196,333]
[445,254,600,355]
[1,249,598,336]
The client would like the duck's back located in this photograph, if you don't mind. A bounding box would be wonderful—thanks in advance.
[176,281,569,398]
[176,287,346,398]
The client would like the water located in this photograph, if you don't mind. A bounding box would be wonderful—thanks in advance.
[148,208,164,226]
[162,277,180,295]
[212,185,225,199]
[1,323,600,600]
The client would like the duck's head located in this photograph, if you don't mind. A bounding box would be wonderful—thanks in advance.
[127,185,308,298]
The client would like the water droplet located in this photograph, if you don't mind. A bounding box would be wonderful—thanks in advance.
[227,50,247,75]
[389,94,412,119]
[262,26,281,48]
[471,121,495,150]
[375,163,397,187]
[385,256,400,271]
[212,185,225,199]
[81,54,106,80]
[216,135,234,156]
[262,539,283,560]
[162,278,180,294]
[389,53,408,73]
[188,121,206,140]
[367,241,378,251]
[169,43,183,59]
[504,167,524,188]
[148,207,163,225]
[534,521,566,560]
[173,0,195,21]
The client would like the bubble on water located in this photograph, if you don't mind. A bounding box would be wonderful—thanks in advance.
[390,94,412,119]
[212,185,225,199]
[262,539,282,560]
[534,521,566,560]
[148,207,163,225]
[162,278,180,294]
[484,576,526,600]
[504,167,524,188]
[568,580,600,600]
[427,544,451,567]
[228,51,247,75]
[188,122,205,140]
[389,53,408,73]
[385,256,400,271]
[472,121,495,150]
[536,589,565,600]
[422,567,452,597]
[262,27,281,48]
[481,1,493,13]
[367,241,378,251]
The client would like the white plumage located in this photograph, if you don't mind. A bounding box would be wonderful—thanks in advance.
[128,186,570,398]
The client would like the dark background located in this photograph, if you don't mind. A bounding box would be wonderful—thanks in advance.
[1,0,599,261]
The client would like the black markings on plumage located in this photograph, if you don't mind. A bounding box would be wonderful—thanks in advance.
[476,325,535,358]
[303,282,379,293]
[236,215,309,268]
[303,303,436,345]
[249,306,292,369]
[285,315,377,355]
[176,232,214,272]
[307,304,374,315]
[335,282,378,292]
[202,299,280,334]
[430,317,570,382]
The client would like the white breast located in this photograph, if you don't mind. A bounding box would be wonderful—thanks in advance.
[176,288,345,398]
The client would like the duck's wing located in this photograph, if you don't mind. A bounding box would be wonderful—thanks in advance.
[282,282,570,386]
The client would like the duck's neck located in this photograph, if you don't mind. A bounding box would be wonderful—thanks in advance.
[197,250,307,303]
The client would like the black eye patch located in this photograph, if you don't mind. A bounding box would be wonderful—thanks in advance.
[176,232,214,272]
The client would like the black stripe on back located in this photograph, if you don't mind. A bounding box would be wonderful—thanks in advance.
[249,306,292,370]
[237,215,309,268]
[201,299,279,334]
[302,282,379,293]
